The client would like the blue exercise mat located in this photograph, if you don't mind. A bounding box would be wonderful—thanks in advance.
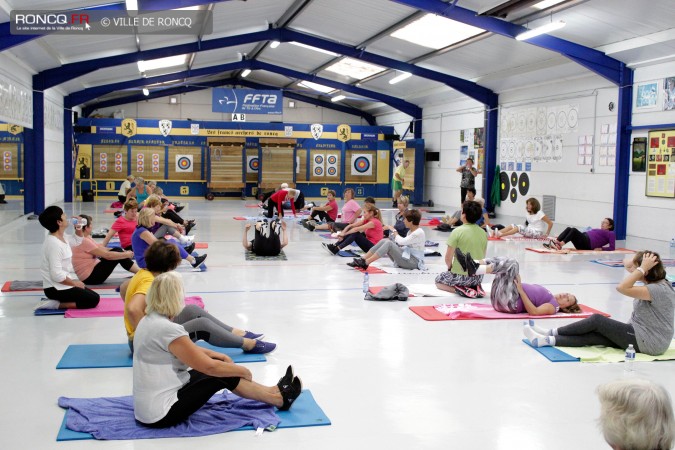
[34,308,67,316]
[56,342,266,369]
[337,249,360,257]
[56,390,330,441]
[521,339,579,362]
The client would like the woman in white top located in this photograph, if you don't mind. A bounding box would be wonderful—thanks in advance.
[348,209,426,270]
[35,206,100,311]
[495,197,553,238]
[133,272,302,428]
[117,175,134,203]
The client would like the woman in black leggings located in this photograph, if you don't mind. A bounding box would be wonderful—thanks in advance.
[544,218,615,251]
[524,251,674,356]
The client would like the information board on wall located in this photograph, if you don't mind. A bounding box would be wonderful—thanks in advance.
[646,130,675,198]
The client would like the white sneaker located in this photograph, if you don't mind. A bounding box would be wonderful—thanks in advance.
[179,235,195,245]
[494,229,501,238]
[486,227,494,237]
[34,299,61,310]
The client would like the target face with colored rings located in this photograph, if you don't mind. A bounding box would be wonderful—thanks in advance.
[327,155,337,165]
[314,167,324,176]
[248,158,259,171]
[510,188,518,203]
[327,166,337,176]
[314,155,324,164]
[177,156,192,170]
[353,156,370,173]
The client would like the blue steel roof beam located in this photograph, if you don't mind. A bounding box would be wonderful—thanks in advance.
[280,28,497,108]
[66,60,253,107]
[39,28,280,90]
[0,1,234,52]
[389,0,624,85]
[251,60,421,118]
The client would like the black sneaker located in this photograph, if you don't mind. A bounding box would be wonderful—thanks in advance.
[185,222,195,235]
[277,365,295,391]
[465,252,479,277]
[184,242,196,255]
[347,258,362,267]
[454,247,469,272]
[279,376,302,411]
[191,254,207,268]
[322,243,339,255]
[174,205,184,213]
[306,222,315,232]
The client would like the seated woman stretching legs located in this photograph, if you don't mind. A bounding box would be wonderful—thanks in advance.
[242,219,288,256]
[454,252,580,315]
[322,203,383,255]
[524,251,674,355]
[133,271,302,428]
[103,199,138,250]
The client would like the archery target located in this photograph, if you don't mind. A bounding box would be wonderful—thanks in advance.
[326,153,339,177]
[312,153,325,177]
[327,166,337,176]
[510,188,518,203]
[518,173,530,196]
[314,166,324,176]
[327,155,337,165]
[314,155,324,165]
[247,156,259,173]
[136,165,144,172]
[510,172,518,187]
[351,154,372,176]
[176,155,193,172]
[500,172,509,201]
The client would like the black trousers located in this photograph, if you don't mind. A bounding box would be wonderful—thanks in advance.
[82,247,135,285]
[117,195,126,203]
[310,210,331,222]
[557,227,591,250]
[162,209,185,225]
[337,232,375,252]
[43,286,100,309]
[144,370,241,428]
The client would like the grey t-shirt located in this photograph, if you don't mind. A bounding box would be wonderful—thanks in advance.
[630,280,675,355]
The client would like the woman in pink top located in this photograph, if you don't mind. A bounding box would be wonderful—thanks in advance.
[323,203,383,255]
[103,198,139,250]
[311,188,362,232]
[72,214,139,285]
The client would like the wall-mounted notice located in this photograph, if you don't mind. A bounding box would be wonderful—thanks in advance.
[646,130,675,198]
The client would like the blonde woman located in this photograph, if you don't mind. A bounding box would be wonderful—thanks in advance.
[144,195,193,244]
[131,208,206,269]
[133,272,302,428]
[266,188,299,218]
[323,203,383,255]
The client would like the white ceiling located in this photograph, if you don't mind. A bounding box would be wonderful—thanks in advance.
[2,0,674,116]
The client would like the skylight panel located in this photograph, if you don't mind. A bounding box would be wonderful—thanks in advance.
[324,58,385,80]
[391,13,484,49]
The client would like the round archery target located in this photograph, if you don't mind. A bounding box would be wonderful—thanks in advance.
[500,172,509,201]
[510,188,518,203]
[177,156,192,171]
[510,172,518,187]
[353,156,370,173]
[137,165,144,172]
[100,164,108,172]
[327,166,337,176]
[137,154,144,161]
[248,157,259,171]
[518,173,530,196]
[100,153,107,161]
[152,154,159,161]
[314,166,324,176]
[314,155,324,165]
[115,164,122,172]
[152,166,159,173]
[327,155,337,165]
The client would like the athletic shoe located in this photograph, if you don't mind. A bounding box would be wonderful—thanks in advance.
[279,376,303,411]
[552,240,563,250]
[183,242,196,255]
[174,205,184,213]
[347,258,364,268]
[486,227,494,238]
[454,286,478,298]
[454,247,469,272]
[474,284,486,298]
[245,340,276,354]
[542,241,553,249]
[185,222,195,235]
[179,235,195,245]
[113,211,122,218]
[34,299,61,310]
[464,252,480,277]
[306,222,315,232]
[191,254,207,268]
[322,243,339,255]
[243,331,264,340]
[392,201,398,208]
[277,365,294,391]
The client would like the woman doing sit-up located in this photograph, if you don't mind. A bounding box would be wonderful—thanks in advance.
[242,219,288,256]
[524,251,674,355]
[133,271,301,428]
[544,217,615,251]
[454,251,580,315]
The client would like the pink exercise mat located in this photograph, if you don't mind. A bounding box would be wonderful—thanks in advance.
[64,296,204,318]
[409,303,609,321]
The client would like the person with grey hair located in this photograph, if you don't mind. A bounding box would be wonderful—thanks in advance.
[597,378,675,450]
[126,177,151,207]
[117,175,135,203]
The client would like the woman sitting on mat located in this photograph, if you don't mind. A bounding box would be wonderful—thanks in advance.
[524,251,674,355]
[102,199,138,250]
[384,195,410,238]
[322,203,383,255]
[117,175,134,203]
[132,208,206,270]
[302,189,338,230]
[454,251,581,315]
[35,206,100,311]
[71,214,139,285]
[310,187,362,233]
[126,177,151,207]
[242,219,288,256]
[348,209,425,270]
[494,197,553,238]
[121,241,274,354]
[544,217,615,251]
[144,195,194,244]
[132,271,301,428]
[153,187,196,235]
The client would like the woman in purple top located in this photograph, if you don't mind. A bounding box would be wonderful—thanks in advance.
[454,252,581,315]
[545,218,615,251]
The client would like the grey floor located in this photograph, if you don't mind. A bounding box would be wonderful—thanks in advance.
[0,198,673,450]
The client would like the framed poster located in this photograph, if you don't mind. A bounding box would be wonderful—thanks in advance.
[632,137,646,172]
[636,82,658,109]
[646,130,675,197]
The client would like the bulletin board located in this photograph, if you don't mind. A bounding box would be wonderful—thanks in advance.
[93,145,126,180]
[646,130,675,198]
[0,143,21,178]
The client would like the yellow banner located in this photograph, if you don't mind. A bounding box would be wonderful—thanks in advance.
[107,126,384,140]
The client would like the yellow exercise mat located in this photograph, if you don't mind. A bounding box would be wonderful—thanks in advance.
[558,340,675,363]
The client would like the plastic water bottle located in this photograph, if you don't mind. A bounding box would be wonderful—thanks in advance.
[624,344,635,372]
[670,238,675,257]
[362,273,370,293]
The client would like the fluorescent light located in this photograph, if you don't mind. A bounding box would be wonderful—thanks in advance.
[241,69,252,78]
[391,13,484,50]
[289,42,338,56]
[331,95,346,102]
[297,81,335,94]
[516,21,566,41]
[137,55,188,73]
[170,97,177,104]
[125,0,137,10]
[270,41,281,49]
[325,57,385,80]
[389,72,412,85]
[533,0,567,10]
[142,88,149,96]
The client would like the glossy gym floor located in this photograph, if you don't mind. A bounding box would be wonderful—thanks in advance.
[0,198,672,449]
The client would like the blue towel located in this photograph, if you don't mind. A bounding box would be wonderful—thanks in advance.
[521,339,579,362]
[58,391,280,440]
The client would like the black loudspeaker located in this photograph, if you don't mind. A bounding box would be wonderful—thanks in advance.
[383,133,400,141]
[74,126,92,133]
[409,121,415,134]
[79,166,90,179]
[73,111,79,124]
[82,189,94,202]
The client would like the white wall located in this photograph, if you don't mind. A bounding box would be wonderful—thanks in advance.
[44,89,65,206]
[91,89,369,125]
[0,54,33,128]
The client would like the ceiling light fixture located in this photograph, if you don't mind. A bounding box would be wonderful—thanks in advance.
[331,95,346,102]
[142,88,149,96]
[297,81,335,94]
[325,58,385,80]
[170,97,177,104]
[270,41,281,49]
[516,20,565,40]
[125,0,138,11]
[137,55,188,73]
[533,0,567,10]
[241,69,252,78]
[389,72,412,85]
[391,14,485,49]
[289,42,339,56]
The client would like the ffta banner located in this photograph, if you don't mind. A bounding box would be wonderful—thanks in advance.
[212,88,283,114]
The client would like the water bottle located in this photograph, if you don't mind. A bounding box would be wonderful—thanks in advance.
[624,344,635,372]
[670,238,675,257]
[362,273,370,293]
